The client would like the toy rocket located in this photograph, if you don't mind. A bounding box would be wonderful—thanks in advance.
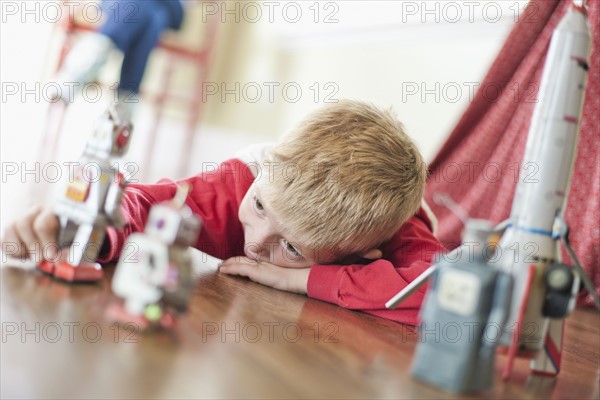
[386,2,599,390]
[493,3,596,377]
[37,106,133,282]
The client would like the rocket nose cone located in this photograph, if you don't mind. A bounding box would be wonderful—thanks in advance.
[572,3,587,16]
[557,5,590,34]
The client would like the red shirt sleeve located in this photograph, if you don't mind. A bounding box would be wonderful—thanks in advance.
[99,159,252,262]
[307,208,446,325]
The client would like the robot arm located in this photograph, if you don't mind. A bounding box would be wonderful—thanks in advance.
[104,172,127,227]
[386,246,462,309]
[482,272,513,348]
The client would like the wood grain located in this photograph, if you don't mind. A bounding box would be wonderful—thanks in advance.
[1,263,598,399]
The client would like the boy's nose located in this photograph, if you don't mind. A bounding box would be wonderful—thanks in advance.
[245,225,276,260]
[245,244,268,261]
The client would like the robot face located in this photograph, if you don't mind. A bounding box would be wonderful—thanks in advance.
[144,205,201,246]
[87,116,114,154]
[110,122,133,157]
[86,111,132,157]
[145,205,181,244]
[436,269,481,316]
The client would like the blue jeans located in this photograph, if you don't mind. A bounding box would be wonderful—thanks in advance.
[100,0,184,94]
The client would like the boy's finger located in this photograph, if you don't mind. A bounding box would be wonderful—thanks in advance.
[14,208,43,259]
[1,226,27,258]
[219,263,244,273]
[33,210,60,259]
[219,264,238,276]
[219,262,255,277]
[220,256,256,266]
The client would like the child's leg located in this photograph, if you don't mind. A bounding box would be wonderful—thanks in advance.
[100,0,184,94]
[50,32,115,103]
[99,0,151,54]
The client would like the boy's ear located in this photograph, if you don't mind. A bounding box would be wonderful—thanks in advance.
[360,249,383,260]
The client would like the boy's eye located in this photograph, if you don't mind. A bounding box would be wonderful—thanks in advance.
[282,239,301,258]
[252,195,264,212]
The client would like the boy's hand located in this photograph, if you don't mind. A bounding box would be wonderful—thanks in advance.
[1,206,60,261]
[219,257,310,294]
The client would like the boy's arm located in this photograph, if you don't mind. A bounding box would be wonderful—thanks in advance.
[219,258,311,294]
[99,159,250,262]
[98,183,173,262]
[219,208,445,325]
[306,209,446,326]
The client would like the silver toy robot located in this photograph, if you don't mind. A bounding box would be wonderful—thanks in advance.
[409,221,513,393]
[109,184,201,330]
[38,106,133,282]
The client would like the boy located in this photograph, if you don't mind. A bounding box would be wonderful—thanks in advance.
[2,100,445,325]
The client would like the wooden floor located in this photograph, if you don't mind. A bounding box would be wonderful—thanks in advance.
[1,262,598,399]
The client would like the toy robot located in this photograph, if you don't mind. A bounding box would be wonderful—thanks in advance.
[37,106,133,282]
[109,183,201,330]
[409,221,513,393]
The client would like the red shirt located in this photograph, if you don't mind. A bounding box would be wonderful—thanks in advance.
[101,159,446,325]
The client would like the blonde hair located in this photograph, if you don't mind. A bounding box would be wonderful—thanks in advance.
[262,100,427,256]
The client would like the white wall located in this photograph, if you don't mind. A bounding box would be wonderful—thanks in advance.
[265,0,527,161]
[0,0,527,232]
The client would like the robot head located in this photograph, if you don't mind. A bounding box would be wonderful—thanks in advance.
[86,107,133,157]
[145,205,201,246]
[461,219,494,260]
[144,184,202,246]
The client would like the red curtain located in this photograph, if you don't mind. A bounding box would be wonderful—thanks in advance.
[425,0,599,305]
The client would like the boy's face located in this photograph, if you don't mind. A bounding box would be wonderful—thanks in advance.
[238,182,337,268]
